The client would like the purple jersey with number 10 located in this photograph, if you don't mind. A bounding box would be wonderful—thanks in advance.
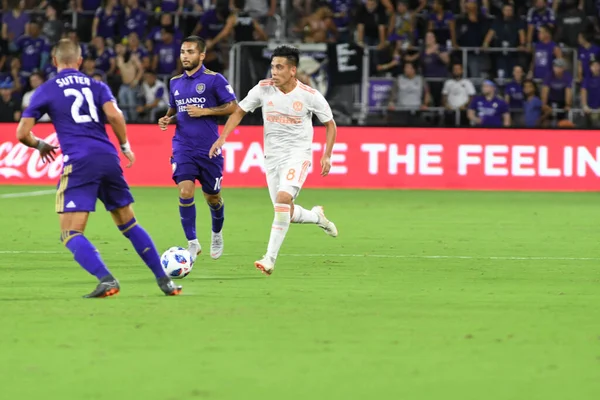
[22,68,134,214]
[168,65,236,194]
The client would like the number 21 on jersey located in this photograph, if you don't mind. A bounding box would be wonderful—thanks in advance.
[64,88,99,123]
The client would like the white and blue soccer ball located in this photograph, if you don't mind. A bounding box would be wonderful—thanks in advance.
[160,247,193,279]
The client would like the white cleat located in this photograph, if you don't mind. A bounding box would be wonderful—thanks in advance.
[210,231,224,260]
[311,206,338,237]
[187,240,202,264]
[254,255,275,276]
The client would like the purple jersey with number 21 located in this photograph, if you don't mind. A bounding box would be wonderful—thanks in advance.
[22,68,134,214]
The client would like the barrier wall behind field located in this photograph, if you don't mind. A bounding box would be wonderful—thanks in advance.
[1,123,599,191]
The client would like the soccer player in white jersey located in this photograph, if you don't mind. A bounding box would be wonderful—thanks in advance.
[209,45,338,275]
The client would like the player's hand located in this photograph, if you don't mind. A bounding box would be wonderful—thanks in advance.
[36,140,59,163]
[209,136,226,158]
[186,105,206,118]
[122,150,135,168]
[158,116,170,131]
[320,155,332,177]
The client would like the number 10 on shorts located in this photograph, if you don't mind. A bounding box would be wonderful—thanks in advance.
[214,177,223,191]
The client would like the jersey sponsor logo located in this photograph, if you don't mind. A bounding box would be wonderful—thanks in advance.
[265,112,302,125]
[196,83,206,94]
[293,101,303,112]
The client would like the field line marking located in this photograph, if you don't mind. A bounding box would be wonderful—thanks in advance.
[0,250,598,261]
[0,189,55,199]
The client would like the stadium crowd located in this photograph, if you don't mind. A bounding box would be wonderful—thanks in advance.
[0,0,600,127]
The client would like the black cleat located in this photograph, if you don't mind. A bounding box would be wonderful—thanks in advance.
[157,276,182,296]
[83,276,120,298]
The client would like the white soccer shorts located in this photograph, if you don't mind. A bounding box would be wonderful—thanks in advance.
[265,159,311,204]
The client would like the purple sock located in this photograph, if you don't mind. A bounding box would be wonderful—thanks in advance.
[208,198,225,233]
[119,218,166,279]
[179,197,197,240]
[62,231,111,280]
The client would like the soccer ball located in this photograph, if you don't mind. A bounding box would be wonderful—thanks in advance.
[160,247,193,279]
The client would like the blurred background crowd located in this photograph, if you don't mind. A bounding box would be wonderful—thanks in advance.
[1,0,600,128]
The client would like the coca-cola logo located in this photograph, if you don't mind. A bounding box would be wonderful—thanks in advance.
[0,132,64,180]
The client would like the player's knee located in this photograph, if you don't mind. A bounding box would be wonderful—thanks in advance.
[178,184,195,199]
[110,205,135,227]
[275,191,293,205]
[203,192,221,205]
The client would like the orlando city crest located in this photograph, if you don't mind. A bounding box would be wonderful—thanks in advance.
[196,83,205,94]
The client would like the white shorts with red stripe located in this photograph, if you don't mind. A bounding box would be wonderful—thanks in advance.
[265,159,311,204]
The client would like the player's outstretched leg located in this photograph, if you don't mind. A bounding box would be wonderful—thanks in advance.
[111,206,182,296]
[204,193,224,260]
[60,212,119,298]
[255,193,292,275]
[178,181,201,263]
[291,204,338,237]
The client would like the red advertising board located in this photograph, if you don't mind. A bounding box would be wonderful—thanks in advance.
[1,123,599,191]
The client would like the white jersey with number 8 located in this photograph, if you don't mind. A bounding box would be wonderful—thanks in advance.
[238,79,334,169]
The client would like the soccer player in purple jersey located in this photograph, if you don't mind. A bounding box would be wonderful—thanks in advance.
[158,36,237,263]
[16,39,182,298]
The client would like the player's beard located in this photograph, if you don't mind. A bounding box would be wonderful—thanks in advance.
[183,58,200,71]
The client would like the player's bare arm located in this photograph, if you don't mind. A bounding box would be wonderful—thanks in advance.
[186,100,237,118]
[103,100,135,168]
[16,117,59,163]
[208,104,247,158]
[159,107,177,130]
[321,119,337,177]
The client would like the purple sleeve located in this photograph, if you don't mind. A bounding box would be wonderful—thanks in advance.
[95,8,102,17]
[582,78,589,90]
[213,73,236,104]
[22,85,48,119]
[565,72,573,87]
[15,36,25,50]
[445,11,454,22]
[542,75,551,87]
[155,87,165,100]
[500,100,509,114]
[98,81,116,105]
[468,97,477,111]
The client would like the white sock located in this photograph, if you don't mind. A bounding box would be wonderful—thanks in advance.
[266,203,291,261]
[188,239,200,246]
[291,204,319,224]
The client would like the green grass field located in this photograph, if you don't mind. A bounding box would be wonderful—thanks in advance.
[0,185,599,400]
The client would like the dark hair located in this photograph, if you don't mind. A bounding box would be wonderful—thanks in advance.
[523,79,537,94]
[233,0,245,9]
[30,71,44,80]
[271,45,300,67]
[182,35,207,53]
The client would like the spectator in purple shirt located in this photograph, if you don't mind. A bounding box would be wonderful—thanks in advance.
[422,31,450,108]
[577,33,600,82]
[146,14,183,52]
[428,0,457,48]
[526,0,555,47]
[504,65,525,110]
[192,3,229,40]
[2,0,30,42]
[581,59,600,127]
[92,0,121,43]
[90,36,116,75]
[468,80,511,127]
[541,58,572,120]
[152,26,181,76]
[121,0,148,39]
[15,21,51,74]
[529,25,562,80]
